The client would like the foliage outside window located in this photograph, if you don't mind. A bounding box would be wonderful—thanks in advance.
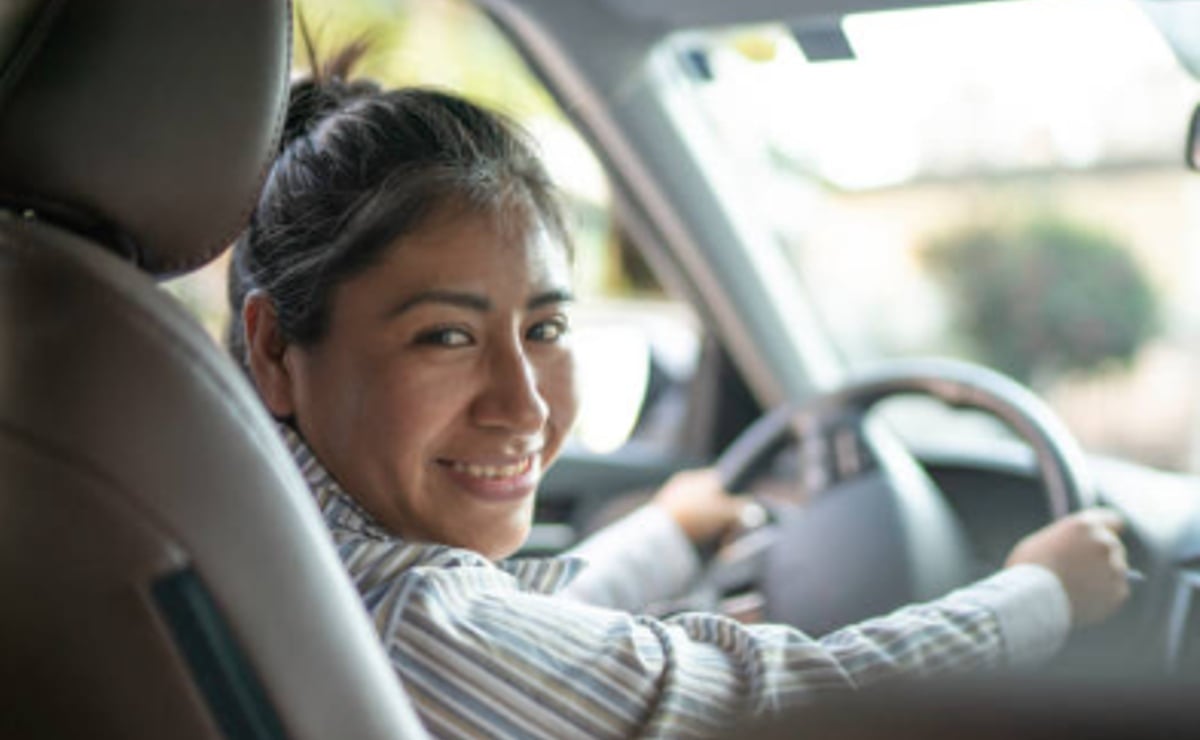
[923,215,1159,387]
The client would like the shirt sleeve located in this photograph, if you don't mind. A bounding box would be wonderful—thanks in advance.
[953,563,1070,667]
[352,540,1069,739]
[559,504,701,611]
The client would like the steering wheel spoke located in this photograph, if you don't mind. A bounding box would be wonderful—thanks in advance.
[707,357,1095,635]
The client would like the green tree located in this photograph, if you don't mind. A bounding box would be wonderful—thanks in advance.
[924,215,1158,386]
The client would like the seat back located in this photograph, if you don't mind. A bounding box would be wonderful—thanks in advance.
[0,2,427,738]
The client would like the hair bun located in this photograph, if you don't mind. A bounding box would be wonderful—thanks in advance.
[282,78,341,146]
[282,28,378,148]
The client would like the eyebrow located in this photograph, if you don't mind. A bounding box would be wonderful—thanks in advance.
[528,288,574,310]
[386,288,573,317]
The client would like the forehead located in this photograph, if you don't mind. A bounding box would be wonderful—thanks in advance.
[368,206,572,295]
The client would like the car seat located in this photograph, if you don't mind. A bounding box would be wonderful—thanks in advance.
[0,1,427,737]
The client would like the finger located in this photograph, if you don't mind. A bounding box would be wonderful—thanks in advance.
[1083,507,1126,533]
[1092,526,1122,548]
[1108,543,1129,574]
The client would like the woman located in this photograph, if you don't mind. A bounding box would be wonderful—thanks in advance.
[229,47,1130,738]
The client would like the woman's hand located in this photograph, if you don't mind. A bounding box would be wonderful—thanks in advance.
[1005,508,1131,627]
[652,468,750,545]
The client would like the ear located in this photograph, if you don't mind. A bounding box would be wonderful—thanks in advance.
[244,290,298,418]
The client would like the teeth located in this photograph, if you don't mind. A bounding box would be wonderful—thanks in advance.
[451,458,530,479]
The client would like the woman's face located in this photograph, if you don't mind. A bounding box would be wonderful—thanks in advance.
[279,207,577,559]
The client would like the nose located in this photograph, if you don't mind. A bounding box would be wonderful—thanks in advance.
[472,341,550,434]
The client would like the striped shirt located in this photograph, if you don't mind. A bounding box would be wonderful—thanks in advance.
[282,425,1070,738]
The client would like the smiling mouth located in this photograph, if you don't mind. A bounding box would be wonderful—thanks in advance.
[441,456,535,480]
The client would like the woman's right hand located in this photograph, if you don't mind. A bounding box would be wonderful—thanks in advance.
[652,468,750,546]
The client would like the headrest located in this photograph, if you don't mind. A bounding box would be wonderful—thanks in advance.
[0,0,290,277]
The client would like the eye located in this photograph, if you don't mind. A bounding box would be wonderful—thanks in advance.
[527,316,570,343]
[413,326,474,348]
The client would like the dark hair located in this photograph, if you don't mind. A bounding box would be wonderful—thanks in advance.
[225,41,571,365]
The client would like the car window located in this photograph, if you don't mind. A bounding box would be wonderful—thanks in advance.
[659,0,1200,472]
[164,0,705,459]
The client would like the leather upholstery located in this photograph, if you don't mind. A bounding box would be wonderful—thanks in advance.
[0,2,428,737]
[0,0,288,276]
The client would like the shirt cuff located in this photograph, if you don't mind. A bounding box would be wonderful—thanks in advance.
[959,564,1071,667]
[562,504,701,610]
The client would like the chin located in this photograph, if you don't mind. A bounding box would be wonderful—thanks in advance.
[473,525,531,561]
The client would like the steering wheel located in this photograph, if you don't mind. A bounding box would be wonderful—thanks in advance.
[709,357,1097,635]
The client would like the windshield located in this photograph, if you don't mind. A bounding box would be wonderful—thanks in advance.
[667,0,1200,472]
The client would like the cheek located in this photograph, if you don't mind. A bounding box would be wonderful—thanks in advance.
[337,367,467,529]
[370,368,461,450]
[288,349,358,439]
[543,351,579,452]
[312,353,451,468]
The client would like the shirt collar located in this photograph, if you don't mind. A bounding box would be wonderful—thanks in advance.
[278,422,585,594]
